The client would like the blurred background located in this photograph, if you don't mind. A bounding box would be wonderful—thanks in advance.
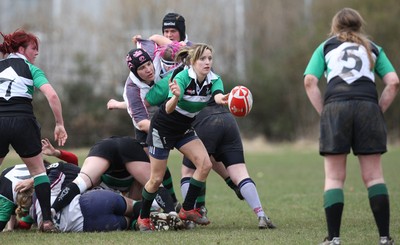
[1,0,399,147]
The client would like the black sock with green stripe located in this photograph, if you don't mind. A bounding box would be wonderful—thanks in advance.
[33,174,52,221]
[183,178,205,211]
[195,184,206,208]
[140,188,157,219]
[162,167,178,203]
[324,188,344,240]
[368,183,390,237]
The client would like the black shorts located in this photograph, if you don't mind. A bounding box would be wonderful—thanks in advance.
[134,128,148,147]
[0,117,42,158]
[182,111,244,169]
[87,136,149,174]
[147,108,197,150]
[320,100,387,155]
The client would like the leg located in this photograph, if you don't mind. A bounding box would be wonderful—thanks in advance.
[52,156,110,212]
[180,165,195,200]
[163,167,179,204]
[146,145,179,205]
[138,154,167,230]
[323,154,347,241]
[181,163,206,209]
[125,161,151,186]
[21,154,56,231]
[211,157,243,200]
[178,139,212,225]
[227,163,275,229]
[359,154,391,239]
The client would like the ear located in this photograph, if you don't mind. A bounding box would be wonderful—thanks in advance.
[18,46,25,54]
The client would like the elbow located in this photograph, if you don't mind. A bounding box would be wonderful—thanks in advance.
[392,78,400,92]
[304,75,318,90]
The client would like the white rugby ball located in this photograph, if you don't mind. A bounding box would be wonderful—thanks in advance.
[228,85,253,117]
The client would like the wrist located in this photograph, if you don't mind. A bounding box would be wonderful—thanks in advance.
[54,149,61,157]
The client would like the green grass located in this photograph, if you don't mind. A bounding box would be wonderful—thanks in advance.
[1,145,399,245]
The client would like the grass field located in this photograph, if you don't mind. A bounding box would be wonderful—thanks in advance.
[1,144,399,245]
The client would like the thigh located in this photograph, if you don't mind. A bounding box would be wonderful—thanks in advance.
[80,156,111,185]
[179,139,209,167]
[125,161,150,186]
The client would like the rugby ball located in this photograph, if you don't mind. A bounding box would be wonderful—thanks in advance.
[228,85,253,117]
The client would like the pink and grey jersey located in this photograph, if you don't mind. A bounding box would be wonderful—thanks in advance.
[123,72,158,130]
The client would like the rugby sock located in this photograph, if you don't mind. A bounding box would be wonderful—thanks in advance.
[225,177,244,200]
[51,182,80,213]
[130,200,142,223]
[129,201,142,231]
[162,167,178,203]
[140,188,157,219]
[180,177,191,199]
[33,173,52,221]
[195,185,206,208]
[155,187,175,213]
[324,188,344,240]
[368,183,390,237]
[225,177,236,189]
[182,178,205,211]
[238,178,265,217]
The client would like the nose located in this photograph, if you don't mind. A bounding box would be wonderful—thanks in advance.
[145,66,153,74]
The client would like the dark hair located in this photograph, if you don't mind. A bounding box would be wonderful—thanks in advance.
[126,48,153,81]
[162,13,186,41]
[0,29,39,55]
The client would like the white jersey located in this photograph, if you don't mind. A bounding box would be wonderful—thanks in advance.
[31,170,84,232]
[53,195,83,232]
[3,164,31,202]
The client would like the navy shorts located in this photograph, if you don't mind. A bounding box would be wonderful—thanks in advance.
[183,111,245,169]
[320,100,387,155]
[79,189,128,231]
[0,117,42,158]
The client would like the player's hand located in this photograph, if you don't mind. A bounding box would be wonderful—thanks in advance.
[54,124,67,146]
[41,138,56,156]
[169,80,180,97]
[107,99,118,110]
[14,178,34,193]
[215,93,229,105]
[132,35,142,45]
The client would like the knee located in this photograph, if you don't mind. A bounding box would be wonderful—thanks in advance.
[148,175,163,188]
[198,157,212,174]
